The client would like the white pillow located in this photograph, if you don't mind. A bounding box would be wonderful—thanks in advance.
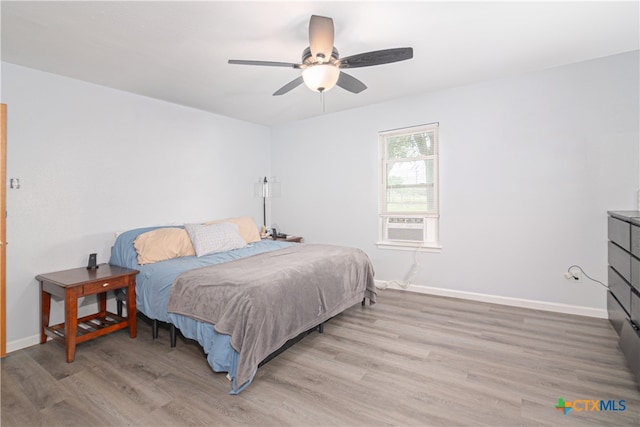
[204,216,261,243]
[184,222,247,257]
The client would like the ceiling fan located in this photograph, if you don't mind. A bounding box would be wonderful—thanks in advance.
[228,15,413,96]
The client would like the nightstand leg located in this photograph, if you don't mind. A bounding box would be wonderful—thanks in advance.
[64,288,78,363]
[40,282,50,344]
[126,279,137,338]
[97,292,107,317]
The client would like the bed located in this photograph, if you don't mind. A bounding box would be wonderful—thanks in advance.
[109,221,376,394]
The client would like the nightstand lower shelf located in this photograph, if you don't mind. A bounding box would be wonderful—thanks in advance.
[44,311,130,344]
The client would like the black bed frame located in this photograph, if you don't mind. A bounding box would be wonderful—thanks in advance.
[116,294,368,366]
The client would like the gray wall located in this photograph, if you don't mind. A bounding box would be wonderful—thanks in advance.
[2,62,272,347]
[271,51,639,312]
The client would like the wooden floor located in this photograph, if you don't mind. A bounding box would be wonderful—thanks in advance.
[2,289,639,426]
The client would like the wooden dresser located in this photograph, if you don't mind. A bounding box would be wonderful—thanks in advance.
[607,211,640,386]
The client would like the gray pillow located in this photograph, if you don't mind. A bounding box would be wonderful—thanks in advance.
[184,222,247,257]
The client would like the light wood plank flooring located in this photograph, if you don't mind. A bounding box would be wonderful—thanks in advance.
[2,289,639,426]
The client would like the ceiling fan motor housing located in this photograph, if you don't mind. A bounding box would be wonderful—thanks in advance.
[301,47,340,65]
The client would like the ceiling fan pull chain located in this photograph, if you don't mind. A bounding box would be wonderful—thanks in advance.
[321,91,325,113]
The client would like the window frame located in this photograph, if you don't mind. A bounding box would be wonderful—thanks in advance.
[377,123,441,252]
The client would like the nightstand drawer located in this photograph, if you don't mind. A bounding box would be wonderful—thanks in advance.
[83,276,128,295]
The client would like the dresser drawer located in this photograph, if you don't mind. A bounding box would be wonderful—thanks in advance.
[609,241,631,283]
[619,319,640,385]
[608,291,626,336]
[609,267,631,315]
[609,217,631,251]
[83,275,129,295]
[632,255,640,293]
[632,225,640,258]
[632,288,640,328]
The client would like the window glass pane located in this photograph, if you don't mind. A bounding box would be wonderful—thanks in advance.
[386,159,435,213]
[386,131,435,159]
[386,186,429,212]
[387,160,428,185]
[426,186,435,211]
[426,159,434,184]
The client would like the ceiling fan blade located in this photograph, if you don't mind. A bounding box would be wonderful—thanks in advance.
[273,76,304,96]
[336,72,367,94]
[229,59,301,68]
[338,47,413,69]
[309,15,334,63]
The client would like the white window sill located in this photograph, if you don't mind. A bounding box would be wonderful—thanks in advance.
[376,241,442,253]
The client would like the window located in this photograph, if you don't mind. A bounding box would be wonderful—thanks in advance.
[378,123,440,251]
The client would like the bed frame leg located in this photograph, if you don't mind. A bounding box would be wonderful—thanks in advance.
[117,300,123,317]
[362,297,366,306]
[152,320,158,339]
[318,323,324,334]
[170,324,177,348]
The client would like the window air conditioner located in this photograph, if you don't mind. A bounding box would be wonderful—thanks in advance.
[386,217,426,242]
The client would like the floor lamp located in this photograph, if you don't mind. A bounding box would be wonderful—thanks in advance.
[255,176,280,227]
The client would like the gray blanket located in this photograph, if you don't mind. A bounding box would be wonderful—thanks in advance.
[166,243,376,391]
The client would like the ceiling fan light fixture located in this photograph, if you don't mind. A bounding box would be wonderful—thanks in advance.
[228,15,413,97]
[302,64,340,93]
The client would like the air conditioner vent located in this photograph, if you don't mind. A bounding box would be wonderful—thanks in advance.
[386,216,425,242]
[388,217,424,225]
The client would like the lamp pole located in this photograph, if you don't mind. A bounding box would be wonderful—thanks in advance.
[262,176,268,227]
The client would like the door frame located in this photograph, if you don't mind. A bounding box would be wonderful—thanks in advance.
[1,103,6,357]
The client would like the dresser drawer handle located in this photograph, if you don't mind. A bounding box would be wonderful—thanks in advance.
[102,283,109,288]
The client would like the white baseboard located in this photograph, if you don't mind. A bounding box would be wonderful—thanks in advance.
[5,283,606,355]
[6,334,41,354]
[376,280,608,319]
[5,299,121,354]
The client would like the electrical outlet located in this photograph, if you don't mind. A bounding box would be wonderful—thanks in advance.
[564,268,582,281]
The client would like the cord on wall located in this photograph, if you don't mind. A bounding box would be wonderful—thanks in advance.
[377,247,422,289]
[565,265,608,289]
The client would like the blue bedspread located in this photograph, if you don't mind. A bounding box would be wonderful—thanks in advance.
[109,226,295,393]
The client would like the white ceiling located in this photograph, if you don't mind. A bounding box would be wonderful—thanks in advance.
[2,1,638,126]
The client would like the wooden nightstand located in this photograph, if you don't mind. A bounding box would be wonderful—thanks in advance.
[36,264,139,362]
